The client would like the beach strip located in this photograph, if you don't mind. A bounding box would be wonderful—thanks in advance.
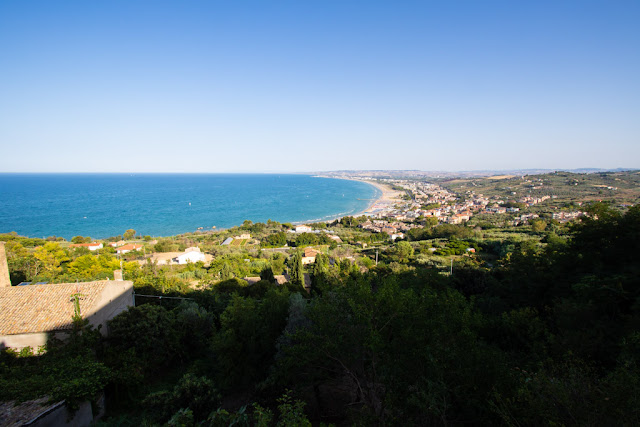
[332,177,403,217]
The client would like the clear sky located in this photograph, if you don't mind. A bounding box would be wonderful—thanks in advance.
[1,0,638,173]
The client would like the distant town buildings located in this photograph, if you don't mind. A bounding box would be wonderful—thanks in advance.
[335,176,590,232]
[552,211,584,222]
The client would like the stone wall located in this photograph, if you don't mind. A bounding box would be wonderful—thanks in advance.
[0,242,10,288]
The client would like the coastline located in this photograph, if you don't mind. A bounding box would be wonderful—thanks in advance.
[314,176,402,219]
[351,179,403,216]
[1,174,396,237]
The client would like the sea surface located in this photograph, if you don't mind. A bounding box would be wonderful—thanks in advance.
[0,174,380,240]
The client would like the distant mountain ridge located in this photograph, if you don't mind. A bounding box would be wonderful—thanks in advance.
[317,168,638,179]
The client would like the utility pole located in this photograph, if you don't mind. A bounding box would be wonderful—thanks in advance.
[375,249,378,266]
[450,257,453,276]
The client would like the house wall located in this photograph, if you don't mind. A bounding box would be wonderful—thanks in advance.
[0,331,69,352]
[176,252,205,264]
[87,281,134,334]
[0,281,134,351]
[0,242,10,288]
[0,332,48,351]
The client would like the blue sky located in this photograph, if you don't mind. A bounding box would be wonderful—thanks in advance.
[1,0,638,172]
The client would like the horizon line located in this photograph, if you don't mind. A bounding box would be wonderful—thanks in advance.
[0,167,638,175]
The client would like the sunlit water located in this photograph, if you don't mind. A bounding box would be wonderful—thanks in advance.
[0,174,379,239]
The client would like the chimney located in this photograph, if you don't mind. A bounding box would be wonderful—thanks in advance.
[0,242,11,287]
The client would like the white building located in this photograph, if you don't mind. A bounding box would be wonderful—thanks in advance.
[70,242,103,251]
[295,225,313,233]
[172,249,206,264]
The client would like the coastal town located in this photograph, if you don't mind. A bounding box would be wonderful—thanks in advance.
[343,174,591,240]
[1,169,639,426]
[3,170,634,293]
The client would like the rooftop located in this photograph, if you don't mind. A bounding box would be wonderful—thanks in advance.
[0,281,129,335]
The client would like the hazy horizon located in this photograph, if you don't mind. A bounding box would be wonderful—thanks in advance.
[1,1,638,173]
[0,167,637,175]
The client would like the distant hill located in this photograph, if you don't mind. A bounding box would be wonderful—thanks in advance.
[317,168,638,179]
[439,170,640,205]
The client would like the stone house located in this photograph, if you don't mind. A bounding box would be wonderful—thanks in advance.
[0,280,134,350]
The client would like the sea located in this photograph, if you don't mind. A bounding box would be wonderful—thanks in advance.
[0,174,380,240]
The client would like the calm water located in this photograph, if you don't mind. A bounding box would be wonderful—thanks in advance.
[0,174,380,240]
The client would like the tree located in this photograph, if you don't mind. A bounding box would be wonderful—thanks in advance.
[4,240,30,284]
[312,252,329,276]
[423,216,439,228]
[212,290,290,387]
[264,232,287,247]
[423,203,441,210]
[71,236,91,244]
[260,266,275,283]
[220,262,233,280]
[530,218,547,233]
[275,279,503,424]
[295,233,318,247]
[394,241,414,262]
[123,229,136,240]
[276,391,311,426]
[266,253,287,275]
[289,250,304,287]
[143,373,220,424]
[33,242,69,279]
[105,304,179,383]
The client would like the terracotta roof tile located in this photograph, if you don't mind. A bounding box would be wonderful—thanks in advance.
[0,281,110,335]
[117,244,142,251]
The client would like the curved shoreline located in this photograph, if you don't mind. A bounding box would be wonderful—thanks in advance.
[1,174,393,238]
[349,179,403,217]
[309,176,401,221]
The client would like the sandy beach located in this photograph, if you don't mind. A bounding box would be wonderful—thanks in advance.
[335,177,404,217]
[290,175,405,225]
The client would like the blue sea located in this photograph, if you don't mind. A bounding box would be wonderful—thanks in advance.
[0,174,379,240]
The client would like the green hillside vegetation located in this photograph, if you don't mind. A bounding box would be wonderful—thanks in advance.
[1,203,639,425]
[440,170,640,205]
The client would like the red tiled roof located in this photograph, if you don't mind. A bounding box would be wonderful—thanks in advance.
[117,244,142,251]
[0,282,109,335]
[304,248,319,257]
